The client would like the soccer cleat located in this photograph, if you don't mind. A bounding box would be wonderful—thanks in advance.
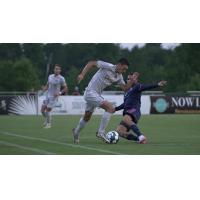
[43,123,51,129]
[96,131,110,143]
[138,135,147,144]
[72,128,80,144]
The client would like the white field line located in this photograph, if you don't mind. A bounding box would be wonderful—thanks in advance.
[0,140,55,155]
[0,131,123,155]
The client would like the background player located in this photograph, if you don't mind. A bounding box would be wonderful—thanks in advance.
[41,64,68,128]
[115,72,167,144]
[73,58,135,143]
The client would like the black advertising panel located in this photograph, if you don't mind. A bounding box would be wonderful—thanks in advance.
[150,96,200,114]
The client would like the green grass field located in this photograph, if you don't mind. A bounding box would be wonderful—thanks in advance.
[0,114,200,155]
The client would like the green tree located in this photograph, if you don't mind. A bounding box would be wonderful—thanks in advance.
[186,73,200,91]
[0,60,15,91]
[0,43,22,61]
[0,58,40,91]
[13,58,40,91]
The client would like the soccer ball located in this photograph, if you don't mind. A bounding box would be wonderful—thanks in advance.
[106,131,119,144]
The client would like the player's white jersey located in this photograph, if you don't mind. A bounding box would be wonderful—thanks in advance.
[86,60,125,94]
[47,74,66,99]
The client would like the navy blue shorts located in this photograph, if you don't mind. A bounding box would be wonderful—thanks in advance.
[123,108,141,124]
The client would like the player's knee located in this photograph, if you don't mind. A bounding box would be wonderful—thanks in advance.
[116,126,122,133]
[116,128,127,138]
[100,101,115,113]
[123,115,134,126]
[116,127,123,137]
[84,116,90,122]
[46,107,51,112]
[83,112,92,122]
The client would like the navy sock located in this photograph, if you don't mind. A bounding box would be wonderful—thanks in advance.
[127,134,139,141]
[130,124,142,137]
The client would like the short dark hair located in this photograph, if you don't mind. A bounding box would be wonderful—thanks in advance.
[54,64,61,69]
[117,58,130,66]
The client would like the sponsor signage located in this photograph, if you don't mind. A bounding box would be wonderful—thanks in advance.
[0,94,151,115]
[0,95,37,115]
[150,96,200,114]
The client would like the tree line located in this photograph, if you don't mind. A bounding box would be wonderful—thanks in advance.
[0,43,199,94]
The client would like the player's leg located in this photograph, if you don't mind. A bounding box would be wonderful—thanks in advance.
[41,100,48,125]
[44,107,52,128]
[72,100,95,143]
[96,100,115,143]
[123,114,147,144]
[73,111,93,144]
[98,100,115,135]
[116,123,138,142]
[82,91,111,143]
[41,104,47,117]
[44,98,56,128]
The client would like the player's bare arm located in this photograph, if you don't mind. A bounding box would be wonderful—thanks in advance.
[42,83,49,92]
[77,60,97,83]
[158,80,167,86]
[119,81,134,92]
[54,84,68,97]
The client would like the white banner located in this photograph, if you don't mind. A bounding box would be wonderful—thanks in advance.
[38,95,151,115]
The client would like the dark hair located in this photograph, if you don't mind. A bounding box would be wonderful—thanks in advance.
[117,58,130,66]
[54,64,61,69]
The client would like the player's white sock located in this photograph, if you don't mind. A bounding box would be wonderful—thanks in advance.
[74,117,87,134]
[98,111,112,134]
[46,111,51,124]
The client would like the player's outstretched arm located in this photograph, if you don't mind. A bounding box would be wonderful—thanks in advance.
[77,60,97,84]
[158,80,167,87]
[115,103,125,111]
[138,80,167,92]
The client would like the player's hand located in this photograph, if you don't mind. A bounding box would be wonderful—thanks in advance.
[77,74,84,84]
[110,107,116,113]
[158,80,167,87]
[54,92,60,97]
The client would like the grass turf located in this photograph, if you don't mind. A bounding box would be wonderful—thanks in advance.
[0,114,200,155]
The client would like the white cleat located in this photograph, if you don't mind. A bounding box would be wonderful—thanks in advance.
[43,123,51,129]
[72,128,80,144]
[138,135,147,144]
[96,131,110,143]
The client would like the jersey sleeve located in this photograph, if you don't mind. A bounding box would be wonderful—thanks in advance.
[115,103,125,111]
[116,75,125,86]
[136,83,159,92]
[47,75,51,84]
[61,77,67,86]
[97,60,115,70]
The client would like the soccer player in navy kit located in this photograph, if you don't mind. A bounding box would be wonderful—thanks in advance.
[115,72,167,144]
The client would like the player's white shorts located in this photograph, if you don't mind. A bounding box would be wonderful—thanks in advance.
[84,90,104,112]
[43,97,58,109]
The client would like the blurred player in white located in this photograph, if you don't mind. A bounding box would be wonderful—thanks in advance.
[41,64,68,128]
[73,58,135,143]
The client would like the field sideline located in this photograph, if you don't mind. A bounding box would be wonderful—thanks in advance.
[0,114,200,155]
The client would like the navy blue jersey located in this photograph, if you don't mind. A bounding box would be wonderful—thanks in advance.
[116,83,159,112]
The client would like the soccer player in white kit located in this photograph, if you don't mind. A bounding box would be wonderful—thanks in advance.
[41,64,68,128]
[73,58,135,143]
